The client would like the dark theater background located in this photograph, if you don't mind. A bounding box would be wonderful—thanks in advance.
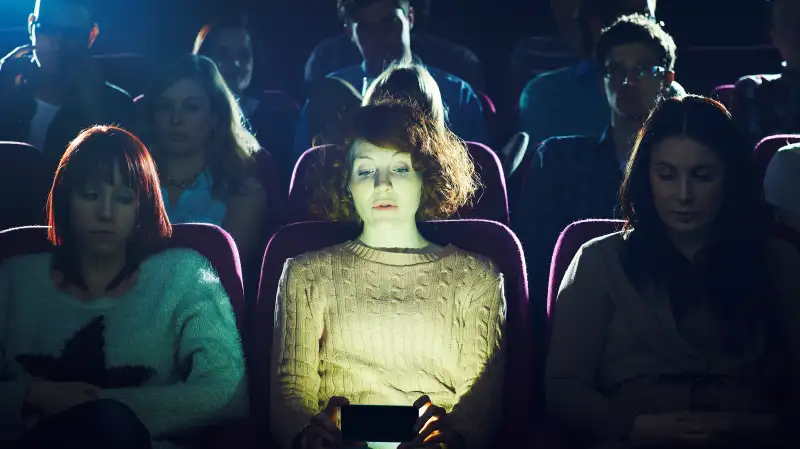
[0,0,778,116]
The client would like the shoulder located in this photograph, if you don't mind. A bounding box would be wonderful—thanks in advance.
[102,82,133,100]
[443,246,503,281]
[735,73,783,97]
[538,135,597,158]
[522,66,573,93]
[426,66,477,94]
[0,252,50,278]
[765,236,800,270]
[574,230,626,262]
[282,242,352,278]
[143,248,220,282]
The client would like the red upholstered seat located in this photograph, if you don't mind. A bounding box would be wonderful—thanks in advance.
[547,219,624,320]
[0,141,49,231]
[753,134,800,182]
[0,224,255,448]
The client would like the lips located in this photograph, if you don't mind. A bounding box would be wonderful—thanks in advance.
[372,200,397,210]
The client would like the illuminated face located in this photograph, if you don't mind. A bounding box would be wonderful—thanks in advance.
[649,136,726,237]
[348,140,422,228]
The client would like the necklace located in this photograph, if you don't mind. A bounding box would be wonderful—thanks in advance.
[164,172,201,189]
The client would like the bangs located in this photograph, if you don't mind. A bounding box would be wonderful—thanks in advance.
[58,128,157,200]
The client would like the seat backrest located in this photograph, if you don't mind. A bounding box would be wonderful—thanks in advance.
[288,143,510,224]
[548,219,624,319]
[710,84,737,111]
[253,219,532,445]
[252,149,286,235]
[0,142,49,231]
[754,134,800,181]
[0,224,245,332]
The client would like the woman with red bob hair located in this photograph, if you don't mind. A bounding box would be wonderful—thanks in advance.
[0,126,247,449]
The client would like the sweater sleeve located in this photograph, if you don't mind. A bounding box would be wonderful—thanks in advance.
[0,263,33,428]
[98,257,248,440]
[448,261,507,449]
[270,258,325,449]
[545,243,638,443]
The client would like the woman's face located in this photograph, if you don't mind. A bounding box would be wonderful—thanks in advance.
[153,78,217,155]
[348,140,423,228]
[205,27,253,95]
[69,164,137,256]
[649,136,726,237]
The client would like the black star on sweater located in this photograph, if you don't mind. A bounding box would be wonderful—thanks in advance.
[16,316,155,388]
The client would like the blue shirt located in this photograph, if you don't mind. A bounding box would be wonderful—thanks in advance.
[161,171,227,226]
[519,61,686,145]
[293,62,488,156]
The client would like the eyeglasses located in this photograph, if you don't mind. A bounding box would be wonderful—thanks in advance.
[603,64,666,83]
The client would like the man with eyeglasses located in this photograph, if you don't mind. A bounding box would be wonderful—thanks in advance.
[512,13,678,309]
[518,0,683,145]
[0,0,134,173]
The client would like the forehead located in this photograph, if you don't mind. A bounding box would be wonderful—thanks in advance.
[36,4,92,27]
[350,139,408,160]
[353,0,403,23]
[160,78,207,100]
[211,27,251,49]
[650,136,721,166]
[606,42,661,65]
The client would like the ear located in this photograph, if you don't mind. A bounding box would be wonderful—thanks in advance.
[88,23,99,48]
[663,70,675,89]
[28,13,36,39]
[407,6,415,31]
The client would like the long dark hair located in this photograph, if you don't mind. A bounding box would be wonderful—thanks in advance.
[138,55,260,197]
[618,95,771,353]
[47,126,172,291]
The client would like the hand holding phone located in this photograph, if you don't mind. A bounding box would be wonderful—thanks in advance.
[294,396,349,449]
[398,395,465,449]
[340,404,418,443]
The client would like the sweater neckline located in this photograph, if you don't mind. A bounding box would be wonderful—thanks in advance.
[343,240,457,266]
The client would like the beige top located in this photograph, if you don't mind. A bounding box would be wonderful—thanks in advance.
[546,231,800,445]
[270,240,506,449]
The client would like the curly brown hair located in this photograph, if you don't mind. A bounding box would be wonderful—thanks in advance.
[309,99,479,221]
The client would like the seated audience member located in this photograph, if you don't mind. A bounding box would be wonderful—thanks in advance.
[305,0,484,90]
[362,63,447,130]
[271,100,505,449]
[306,76,362,149]
[193,13,297,162]
[734,0,800,145]
[508,0,581,99]
[0,0,134,173]
[518,0,684,144]
[764,143,800,235]
[513,13,676,304]
[0,126,247,449]
[547,96,800,449]
[294,0,487,155]
[137,55,266,263]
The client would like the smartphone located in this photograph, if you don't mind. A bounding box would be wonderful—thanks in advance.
[340,405,418,443]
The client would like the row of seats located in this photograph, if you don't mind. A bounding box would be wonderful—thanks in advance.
[0,219,534,448]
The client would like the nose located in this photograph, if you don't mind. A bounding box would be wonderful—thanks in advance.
[373,168,392,192]
[96,194,114,221]
[677,176,695,204]
[169,107,183,126]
